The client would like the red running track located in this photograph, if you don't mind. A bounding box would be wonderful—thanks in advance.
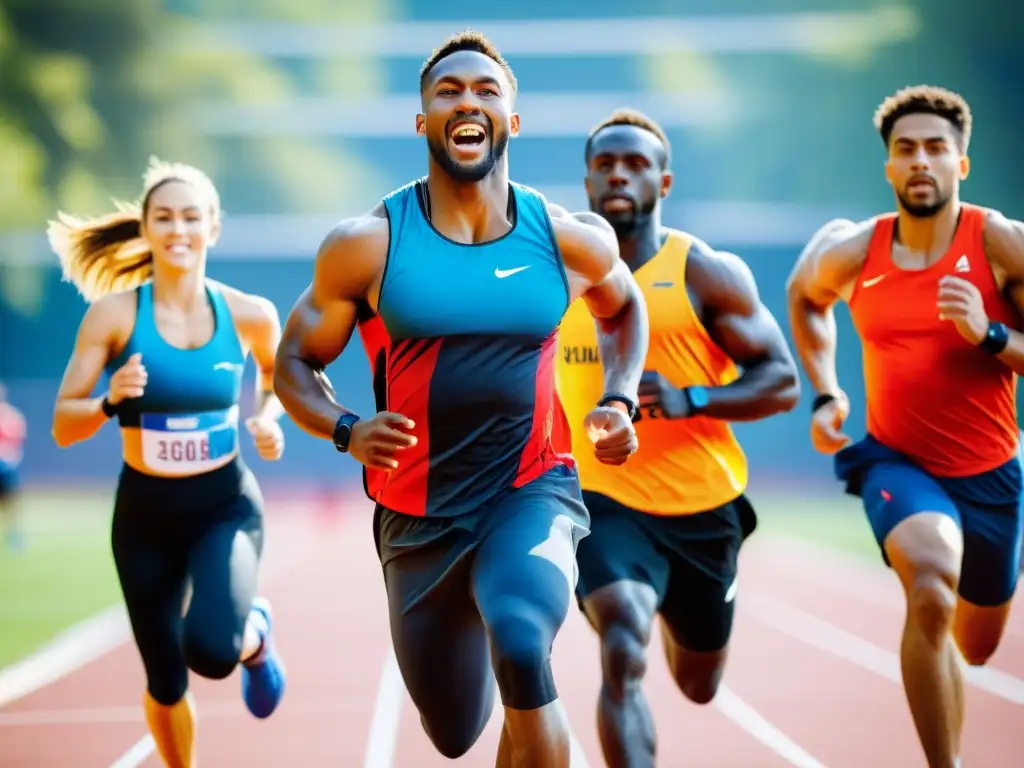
[1,493,1021,766]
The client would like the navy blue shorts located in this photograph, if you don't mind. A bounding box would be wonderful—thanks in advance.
[373,463,590,754]
[835,435,1024,606]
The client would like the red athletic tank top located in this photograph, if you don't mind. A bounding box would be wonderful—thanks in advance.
[356,312,391,500]
[849,203,1020,477]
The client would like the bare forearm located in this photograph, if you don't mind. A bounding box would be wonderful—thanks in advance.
[788,297,841,395]
[52,396,110,448]
[252,373,286,422]
[595,288,649,400]
[995,329,1024,375]
[273,356,352,440]
[701,359,800,421]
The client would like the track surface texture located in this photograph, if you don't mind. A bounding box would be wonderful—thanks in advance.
[1,494,1021,766]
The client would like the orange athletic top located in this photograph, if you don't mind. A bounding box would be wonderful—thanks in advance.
[555,230,747,515]
[848,203,1020,477]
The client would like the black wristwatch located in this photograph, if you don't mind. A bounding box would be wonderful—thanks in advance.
[979,321,1009,355]
[332,413,361,453]
[598,392,639,423]
[101,396,119,419]
[812,393,837,413]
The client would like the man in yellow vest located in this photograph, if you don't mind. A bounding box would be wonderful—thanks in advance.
[556,108,800,766]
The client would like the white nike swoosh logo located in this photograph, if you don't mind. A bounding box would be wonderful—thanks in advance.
[495,266,530,278]
[862,274,886,288]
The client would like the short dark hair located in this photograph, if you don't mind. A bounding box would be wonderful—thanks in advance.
[584,108,671,167]
[419,30,517,96]
[873,85,973,150]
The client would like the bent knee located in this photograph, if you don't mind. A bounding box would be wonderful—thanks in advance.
[958,636,999,667]
[487,604,558,710]
[662,628,727,705]
[906,571,959,647]
[183,627,243,680]
[669,651,726,705]
[600,623,648,697]
[147,673,189,706]
[955,600,1011,666]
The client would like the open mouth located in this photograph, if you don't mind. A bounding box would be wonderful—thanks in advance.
[450,122,487,148]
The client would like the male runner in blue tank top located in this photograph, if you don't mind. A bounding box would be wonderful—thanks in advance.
[275,31,649,767]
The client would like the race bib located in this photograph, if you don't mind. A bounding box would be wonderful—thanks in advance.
[140,406,239,475]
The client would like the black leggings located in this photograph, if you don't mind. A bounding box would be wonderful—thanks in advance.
[111,459,264,705]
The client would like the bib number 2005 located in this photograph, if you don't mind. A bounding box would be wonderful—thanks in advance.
[156,436,211,464]
[140,410,237,475]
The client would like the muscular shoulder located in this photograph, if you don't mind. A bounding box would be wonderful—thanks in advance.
[685,238,759,311]
[789,217,876,303]
[546,203,618,283]
[982,208,1024,276]
[313,203,390,300]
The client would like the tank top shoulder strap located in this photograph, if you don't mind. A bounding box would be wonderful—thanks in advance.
[381,179,428,254]
[131,282,157,344]
[510,183,556,245]
[958,203,988,262]
[848,214,895,308]
[661,228,693,272]
[509,182,569,299]
[204,280,245,358]
[863,214,896,272]
[107,283,153,375]
[663,230,721,344]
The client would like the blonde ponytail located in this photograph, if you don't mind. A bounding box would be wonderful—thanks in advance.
[47,203,153,304]
[47,156,220,304]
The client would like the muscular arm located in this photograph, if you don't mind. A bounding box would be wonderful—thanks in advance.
[982,211,1024,374]
[273,213,386,439]
[689,245,800,421]
[785,219,872,397]
[553,207,649,405]
[51,297,122,448]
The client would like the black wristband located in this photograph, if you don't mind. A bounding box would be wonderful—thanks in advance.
[811,393,836,413]
[979,321,1009,355]
[598,392,639,422]
[101,396,119,418]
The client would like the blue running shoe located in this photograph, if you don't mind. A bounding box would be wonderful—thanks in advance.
[241,596,286,719]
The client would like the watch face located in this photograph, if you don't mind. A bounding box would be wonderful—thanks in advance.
[333,418,354,451]
[690,386,710,408]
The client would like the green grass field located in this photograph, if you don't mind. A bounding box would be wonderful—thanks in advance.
[0,490,121,668]
[0,487,878,670]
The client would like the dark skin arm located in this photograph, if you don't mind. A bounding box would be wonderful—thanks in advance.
[551,207,649,404]
[274,205,416,468]
[640,242,800,422]
[550,206,648,464]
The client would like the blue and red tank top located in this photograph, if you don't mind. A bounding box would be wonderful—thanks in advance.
[371,178,574,517]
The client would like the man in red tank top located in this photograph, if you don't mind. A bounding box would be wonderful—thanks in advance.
[787,86,1024,768]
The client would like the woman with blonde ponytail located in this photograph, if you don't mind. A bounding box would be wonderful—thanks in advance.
[49,158,288,767]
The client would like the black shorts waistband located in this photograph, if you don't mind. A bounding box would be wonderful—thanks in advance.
[116,456,251,514]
